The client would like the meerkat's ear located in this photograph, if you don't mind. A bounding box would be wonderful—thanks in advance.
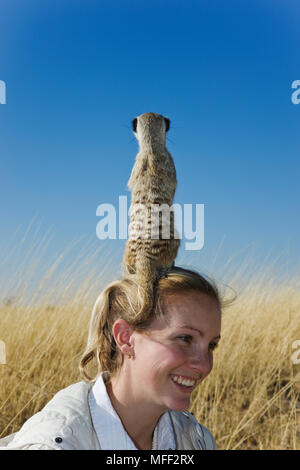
[132,118,138,133]
[164,117,170,132]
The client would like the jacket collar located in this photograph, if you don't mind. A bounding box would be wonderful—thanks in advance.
[88,373,137,449]
[0,377,215,450]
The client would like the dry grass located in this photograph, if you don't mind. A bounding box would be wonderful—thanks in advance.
[0,237,299,449]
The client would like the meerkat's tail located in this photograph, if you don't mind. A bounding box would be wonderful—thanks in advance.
[133,256,158,322]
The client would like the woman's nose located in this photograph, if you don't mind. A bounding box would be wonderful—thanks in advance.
[188,350,213,377]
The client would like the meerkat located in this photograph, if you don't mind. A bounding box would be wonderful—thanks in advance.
[122,112,180,319]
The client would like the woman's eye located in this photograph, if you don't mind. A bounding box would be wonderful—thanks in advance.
[177,335,193,344]
[209,342,218,351]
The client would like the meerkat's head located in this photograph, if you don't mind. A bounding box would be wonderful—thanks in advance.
[132,112,170,147]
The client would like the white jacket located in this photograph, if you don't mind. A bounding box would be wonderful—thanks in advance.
[0,381,217,450]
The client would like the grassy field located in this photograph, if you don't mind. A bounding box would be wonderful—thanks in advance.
[0,241,299,449]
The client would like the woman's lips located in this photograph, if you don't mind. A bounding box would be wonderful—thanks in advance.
[170,373,199,387]
[170,374,199,393]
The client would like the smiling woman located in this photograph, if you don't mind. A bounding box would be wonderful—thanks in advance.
[110,291,221,418]
[0,266,222,451]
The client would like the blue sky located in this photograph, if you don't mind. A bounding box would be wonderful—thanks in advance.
[0,0,299,290]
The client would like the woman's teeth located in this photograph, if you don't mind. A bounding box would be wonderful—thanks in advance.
[171,375,196,387]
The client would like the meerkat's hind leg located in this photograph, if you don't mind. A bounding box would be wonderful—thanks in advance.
[121,253,136,276]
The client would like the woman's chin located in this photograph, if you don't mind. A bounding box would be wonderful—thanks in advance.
[164,378,193,410]
[164,396,191,412]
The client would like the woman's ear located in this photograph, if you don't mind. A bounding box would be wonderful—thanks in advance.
[112,319,135,356]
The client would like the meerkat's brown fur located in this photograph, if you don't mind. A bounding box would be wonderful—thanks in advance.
[122,112,180,319]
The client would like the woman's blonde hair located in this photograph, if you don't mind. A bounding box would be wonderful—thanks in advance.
[79,266,222,382]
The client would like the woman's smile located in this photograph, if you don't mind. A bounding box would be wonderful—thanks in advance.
[170,376,196,394]
[170,374,198,388]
